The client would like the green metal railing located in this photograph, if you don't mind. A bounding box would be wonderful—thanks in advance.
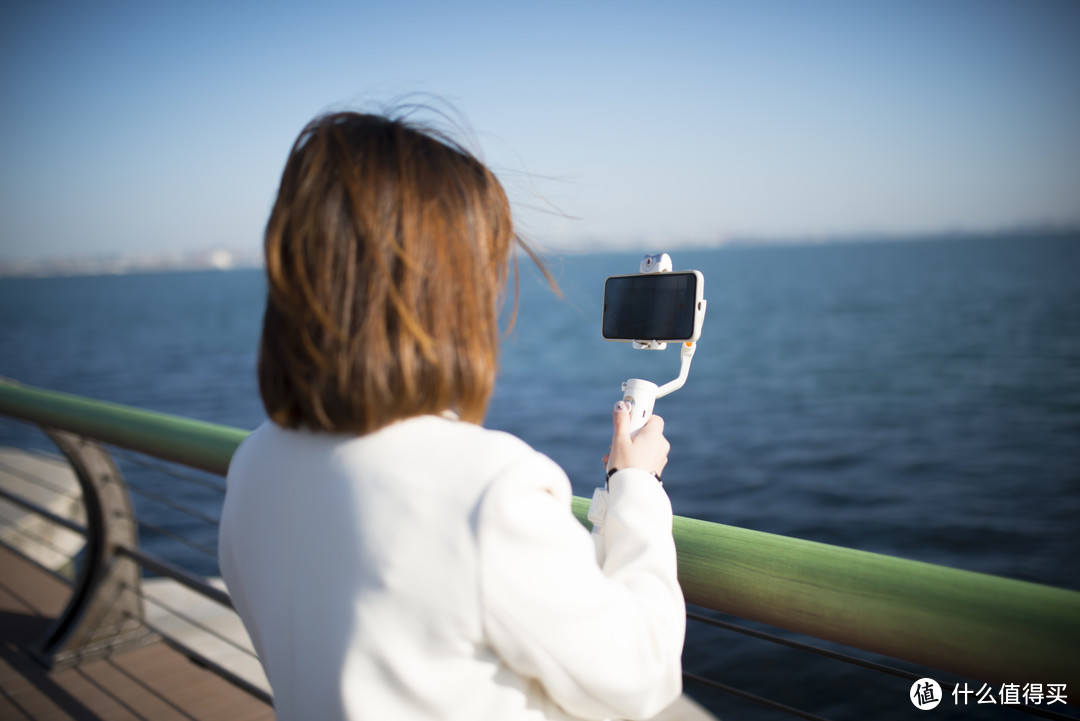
[2,380,1078,709]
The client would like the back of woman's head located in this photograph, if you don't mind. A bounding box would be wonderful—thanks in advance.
[259,111,524,433]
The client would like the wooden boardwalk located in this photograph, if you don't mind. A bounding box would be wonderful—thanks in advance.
[0,443,273,721]
[0,543,274,721]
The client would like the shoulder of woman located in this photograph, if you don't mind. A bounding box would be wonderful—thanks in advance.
[474,440,573,520]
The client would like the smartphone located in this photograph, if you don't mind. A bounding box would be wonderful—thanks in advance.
[602,270,706,343]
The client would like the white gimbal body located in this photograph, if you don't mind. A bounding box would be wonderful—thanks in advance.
[607,253,706,435]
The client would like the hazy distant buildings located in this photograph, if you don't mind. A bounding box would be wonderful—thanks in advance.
[0,247,262,278]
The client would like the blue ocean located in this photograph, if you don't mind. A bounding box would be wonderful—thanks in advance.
[1,232,1078,720]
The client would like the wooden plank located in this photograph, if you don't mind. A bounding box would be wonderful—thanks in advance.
[0,544,273,721]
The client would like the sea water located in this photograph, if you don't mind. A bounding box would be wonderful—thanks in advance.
[2,232,1078,719]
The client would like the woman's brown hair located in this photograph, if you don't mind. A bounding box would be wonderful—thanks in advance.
[258,111,548,434]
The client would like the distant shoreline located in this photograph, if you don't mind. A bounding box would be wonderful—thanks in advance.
[0,248,263,280]
[2,227,1076,279]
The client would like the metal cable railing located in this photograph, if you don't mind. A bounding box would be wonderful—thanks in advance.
[110,448,228,494]
[2,380,1079,720]
[0,537,77,590]
[138,588,253,659]
[123,477,221,526]
[136,517,219,559]
[125,579,272,705]
[683,611,1079,721]
[0,519,81,569]
[0,472,268,700]
[0,456,85,501]
[0,419,268,704]
[682,670,832,721]
[0,483,85,535]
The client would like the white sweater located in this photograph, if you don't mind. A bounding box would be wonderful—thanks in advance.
[218,415,685,721]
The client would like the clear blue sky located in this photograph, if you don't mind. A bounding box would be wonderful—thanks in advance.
[2,0,1078,260]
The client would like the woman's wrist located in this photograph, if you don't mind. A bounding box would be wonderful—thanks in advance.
[606,467,662,483]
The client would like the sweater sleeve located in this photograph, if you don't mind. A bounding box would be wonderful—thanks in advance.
[476,455,685,721]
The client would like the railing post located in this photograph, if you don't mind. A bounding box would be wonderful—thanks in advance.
[31,428,156,668]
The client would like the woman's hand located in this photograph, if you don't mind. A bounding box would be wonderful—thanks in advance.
[604,401,670,480]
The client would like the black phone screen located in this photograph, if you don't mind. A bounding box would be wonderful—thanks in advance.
[602,272,698,341]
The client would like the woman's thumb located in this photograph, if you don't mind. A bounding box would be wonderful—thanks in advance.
[612,400,632,439]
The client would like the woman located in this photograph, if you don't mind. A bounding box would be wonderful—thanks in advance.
[219,111,685,721]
